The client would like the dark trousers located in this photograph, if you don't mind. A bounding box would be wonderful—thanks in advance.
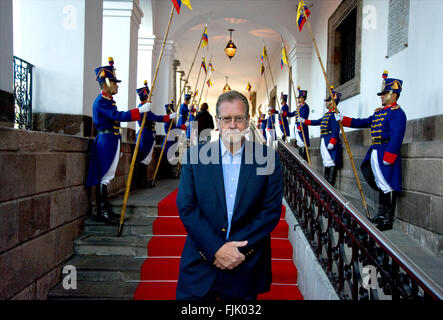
[176,271,258,301]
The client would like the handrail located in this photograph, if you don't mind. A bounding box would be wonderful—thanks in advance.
[278,140,443,300]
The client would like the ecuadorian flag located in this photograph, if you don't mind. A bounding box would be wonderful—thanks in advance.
[281,47,288,70]
[296,0,310,32]
[202,27,208,48]
[172,0,192,15]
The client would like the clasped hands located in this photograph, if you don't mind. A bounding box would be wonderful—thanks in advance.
[213,240,248,270]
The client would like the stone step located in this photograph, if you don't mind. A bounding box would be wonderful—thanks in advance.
[84,217,155,237]
[74,234,150,257]
[62,255,144,282]
[48,280,138,300]
[92,203,158,218]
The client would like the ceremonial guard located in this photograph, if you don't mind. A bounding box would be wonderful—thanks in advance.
[134,81,177,188]
[337,71,407,231]
[266,105,278,143]
[86,57,152,224]
[257,113,267,142]
[177,94,191,128]
[278,93,296,142]
[301,87,342,187]
[163,101,188,163]
[187,104,197,141]
[294,87,310,160]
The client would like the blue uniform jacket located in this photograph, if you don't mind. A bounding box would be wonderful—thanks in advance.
[341,103,407,192]
[176,140,283,298]
[162,118,179,160]
[136,105,170,161]
[186,112,195,139]
[279,104,296,139]
[294,103,310,146]
[266,111,278,139]
[86,94,141,186]
[306,110,342,167]
[177,103,189,127]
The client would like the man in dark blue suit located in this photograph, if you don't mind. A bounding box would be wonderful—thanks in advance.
[176,90,283,300]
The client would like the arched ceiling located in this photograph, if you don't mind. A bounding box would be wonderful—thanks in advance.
[150,0,314,108]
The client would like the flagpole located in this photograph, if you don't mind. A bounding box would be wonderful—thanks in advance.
[197,54,212,107]
[117,5,175,236]
[262,65,276,134]
[262,39,288,141]
[190,58,204,107]
[300,4,370,218]
[151,24,206,185]
[280,35,311,165]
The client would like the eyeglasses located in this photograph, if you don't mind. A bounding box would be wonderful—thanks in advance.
[218,115,248,124]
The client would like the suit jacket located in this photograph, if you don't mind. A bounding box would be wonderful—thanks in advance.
[176,139,283,298]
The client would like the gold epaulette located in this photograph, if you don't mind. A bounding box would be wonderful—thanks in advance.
[374,107,383,113]
[391,104,401,110]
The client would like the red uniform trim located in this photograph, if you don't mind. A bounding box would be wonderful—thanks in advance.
[180,125,187,130]
[282,111,288,117]
[383,151,398,164]
[101,91,113,100]
[329,137,337,145]
[383,102,398,110]
[304,119,311,125]
[341,116,352,127]
[163,115,170,122]
[130,108,141,121]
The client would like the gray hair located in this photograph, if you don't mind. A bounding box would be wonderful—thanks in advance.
[216,90,249,117]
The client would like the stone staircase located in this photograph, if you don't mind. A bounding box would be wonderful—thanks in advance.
[48,179,180,300]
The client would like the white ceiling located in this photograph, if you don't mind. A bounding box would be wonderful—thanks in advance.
[150,0,315,109]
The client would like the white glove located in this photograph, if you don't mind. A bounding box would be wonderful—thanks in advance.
[185,121,190,127]
[298,117,305,123]
[327,143,334,150]
[383,161,391,166]
[334,113,343,122]
[169,112,177,119]
[139,102,152,113]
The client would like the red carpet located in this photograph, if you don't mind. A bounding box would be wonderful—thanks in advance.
[133,189,303,300]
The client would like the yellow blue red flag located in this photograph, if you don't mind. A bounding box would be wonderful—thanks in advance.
[202,27,208,48]
[297,0,310,32]
[172,0,192,15]
[281,46,288,69]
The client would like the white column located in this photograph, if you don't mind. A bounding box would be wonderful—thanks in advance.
[137,36,155,98]
[103,0,143,130]
[290,43,316,138]
[13,0,103,117]
[151,39,175,134]
[0,0,13,94]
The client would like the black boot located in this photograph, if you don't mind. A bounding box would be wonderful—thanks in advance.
[95,184,119,225]
[370,191,389,224]
[299,147,306,161]
[324,167,331,184]
[377,192,396,231]
[135,162,154,188]
[329,166,337,187]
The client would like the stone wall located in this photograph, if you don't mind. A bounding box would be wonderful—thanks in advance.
[291,114,443,256]
[0,126,135,299]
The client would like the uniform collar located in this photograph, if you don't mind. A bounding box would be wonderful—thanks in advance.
[383,102,397,110]
[101,91,113,100]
